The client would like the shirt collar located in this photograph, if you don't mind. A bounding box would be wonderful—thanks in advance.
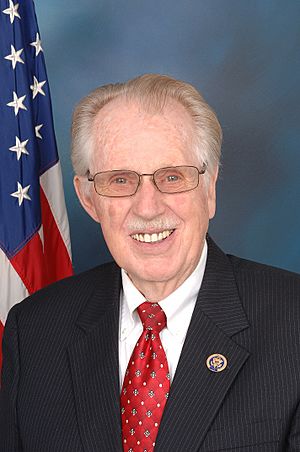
[120,240,208,341]
[120,271,146,341]
[159,240,207,339]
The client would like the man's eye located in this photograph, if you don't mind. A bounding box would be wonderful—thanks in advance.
[113,177,127,184]
[166,174,180,182]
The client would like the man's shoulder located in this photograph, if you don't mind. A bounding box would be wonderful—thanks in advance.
[208,236,300,288]
[228,253,300,284]
[227,253,300,311]
[9,260,120,321]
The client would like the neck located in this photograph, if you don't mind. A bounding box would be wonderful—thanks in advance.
[136,283,177,302]
[128,268,196,302]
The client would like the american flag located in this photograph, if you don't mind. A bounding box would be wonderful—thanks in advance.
[0,0,73,368]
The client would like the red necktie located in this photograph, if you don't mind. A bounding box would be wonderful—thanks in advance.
[121,301,170,452]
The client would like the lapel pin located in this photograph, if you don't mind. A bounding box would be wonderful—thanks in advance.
[206,354,227,372]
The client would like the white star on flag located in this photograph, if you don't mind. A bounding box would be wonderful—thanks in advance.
[30,33,43,56]
[30,76,46,99]
[35,124,43,139]
[7,91,27,115]
[2,0,21,24]
[5,45,24,69]
[9,136,29,160]
[10,182,31,206]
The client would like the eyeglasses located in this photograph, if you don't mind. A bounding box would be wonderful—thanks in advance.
[87,164,207,197]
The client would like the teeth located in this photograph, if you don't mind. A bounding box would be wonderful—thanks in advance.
[131,229,174,243]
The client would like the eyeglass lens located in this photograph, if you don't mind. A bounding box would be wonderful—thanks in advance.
[93,166,201,197]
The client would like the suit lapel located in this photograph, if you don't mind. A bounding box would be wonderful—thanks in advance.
[68,264,123,452]
[155,238,251,451]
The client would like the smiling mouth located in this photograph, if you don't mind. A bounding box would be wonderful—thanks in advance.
[130,229,175,243]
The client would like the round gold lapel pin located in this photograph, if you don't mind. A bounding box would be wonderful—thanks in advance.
[206,354,227,372]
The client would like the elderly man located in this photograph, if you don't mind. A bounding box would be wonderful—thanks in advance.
[1,74,300,451]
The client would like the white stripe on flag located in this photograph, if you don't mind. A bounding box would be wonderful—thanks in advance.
[40,162,72,259]
[0,248,29,324]
[38,224,44,251]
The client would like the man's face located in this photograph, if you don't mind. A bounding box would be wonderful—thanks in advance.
[75,98,218,296]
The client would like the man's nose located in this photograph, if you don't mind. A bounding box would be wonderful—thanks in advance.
[131,175,165,219]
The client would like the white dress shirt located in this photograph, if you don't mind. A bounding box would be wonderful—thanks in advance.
[119,240,208,388]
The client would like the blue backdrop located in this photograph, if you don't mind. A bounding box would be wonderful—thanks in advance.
[35,0,300,274]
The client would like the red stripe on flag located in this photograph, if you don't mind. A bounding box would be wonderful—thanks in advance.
[10,233,45,294]
[40,187,73,283]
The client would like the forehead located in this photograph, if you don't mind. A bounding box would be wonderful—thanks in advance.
[91,97,197,169]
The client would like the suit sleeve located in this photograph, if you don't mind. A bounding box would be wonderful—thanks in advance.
[0,307,23,451]
[287,400,300,450]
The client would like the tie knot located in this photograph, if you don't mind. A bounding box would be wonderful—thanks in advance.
[137,301,167,333]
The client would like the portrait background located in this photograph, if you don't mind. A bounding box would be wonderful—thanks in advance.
[35,0,300,274]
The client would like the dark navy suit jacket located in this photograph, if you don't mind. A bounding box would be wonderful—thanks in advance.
[1,237,300,451]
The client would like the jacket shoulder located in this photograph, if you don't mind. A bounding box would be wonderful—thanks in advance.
[228,253,300,281]
[8,261,120,321]
[227,254,300,310]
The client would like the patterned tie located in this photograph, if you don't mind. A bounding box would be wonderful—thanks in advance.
[121,301,170,452]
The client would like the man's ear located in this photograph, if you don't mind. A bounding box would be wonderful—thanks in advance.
[73,175,101,223]
[207,165,218,220]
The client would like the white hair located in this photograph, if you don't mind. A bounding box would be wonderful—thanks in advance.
[71,74,222,180]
